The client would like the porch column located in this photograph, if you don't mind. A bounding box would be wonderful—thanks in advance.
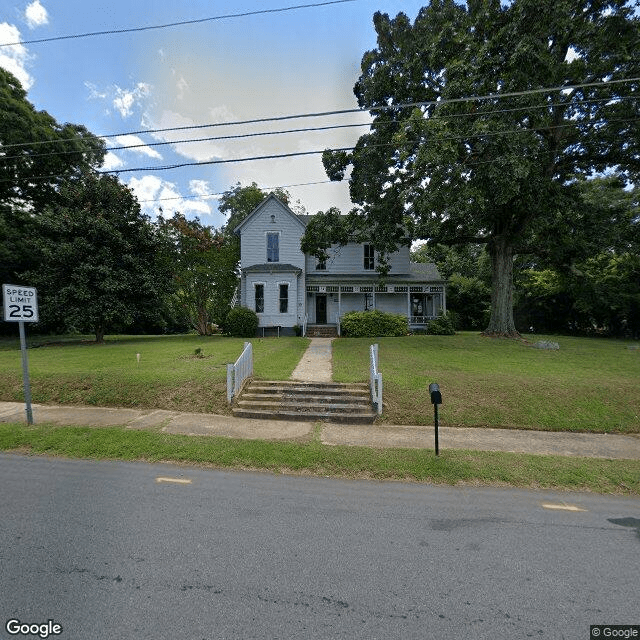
[407,290,411,323]
[338,287,342,336]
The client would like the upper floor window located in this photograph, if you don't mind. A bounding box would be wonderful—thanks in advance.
[267,233,279,262]
[316,258,326,270]
[255,284,264,313]
[279,284,289,313]
[364,244,375,270]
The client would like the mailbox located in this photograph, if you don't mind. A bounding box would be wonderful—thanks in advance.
[429,382,442,405]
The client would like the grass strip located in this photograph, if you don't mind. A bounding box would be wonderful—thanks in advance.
[1,423,638,495]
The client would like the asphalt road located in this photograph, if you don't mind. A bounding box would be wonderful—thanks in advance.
[0,453,638,640]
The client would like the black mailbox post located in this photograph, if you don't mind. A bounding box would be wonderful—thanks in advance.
[429,383,442,455]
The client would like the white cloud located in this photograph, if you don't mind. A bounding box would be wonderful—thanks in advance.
[150,110,226,162]
[101,151,124,171]
[85,81,107,100]
[189,179,218,200]
[0,23,33,89]
[128,175,213,220]
[114,134,162,159]
[25,1,49,29]
[113,82,151,118]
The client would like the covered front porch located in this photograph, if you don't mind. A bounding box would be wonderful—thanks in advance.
[304,280,446,336]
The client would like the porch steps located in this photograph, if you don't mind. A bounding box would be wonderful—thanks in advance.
[305,324,338,338]
[232,380,376,424]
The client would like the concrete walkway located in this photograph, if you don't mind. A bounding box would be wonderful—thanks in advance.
[290,338,334,382]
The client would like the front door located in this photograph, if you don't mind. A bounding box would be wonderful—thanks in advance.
[316,295,327,324]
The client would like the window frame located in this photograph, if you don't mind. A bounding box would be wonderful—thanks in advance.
[279,283,289,314]
[266,232,279,263]
[364,244,375,270]
[254,283,264,313]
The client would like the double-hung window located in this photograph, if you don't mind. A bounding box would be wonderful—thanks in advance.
[255,284,264,313]
[279,284,289,313]
[267,233,279,262]
[364,244,375,270]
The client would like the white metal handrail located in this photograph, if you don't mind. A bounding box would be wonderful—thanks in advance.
[227,341,253,403]
[369,343,383,415]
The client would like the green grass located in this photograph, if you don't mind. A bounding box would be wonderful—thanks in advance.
[1,423,638,494]
[1,331,638,434]
[333,333,640,434]
[0,334,309,414]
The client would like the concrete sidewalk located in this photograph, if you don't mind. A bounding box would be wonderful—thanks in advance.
[1,401,639,460]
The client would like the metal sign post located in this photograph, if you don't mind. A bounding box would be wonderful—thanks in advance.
[3,285,39,425]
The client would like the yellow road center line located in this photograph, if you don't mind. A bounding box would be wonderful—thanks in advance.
[156,477,192,484]
[541,503,586,512]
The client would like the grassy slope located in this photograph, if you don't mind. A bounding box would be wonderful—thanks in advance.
[333,334,640,433]
[0,335,309,415]
[1,332,638,433]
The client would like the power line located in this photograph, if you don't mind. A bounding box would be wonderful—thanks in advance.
[97,115,639,175]
[0,0,358,47]
[0,122,374,163]
[138,180,333,205]
[2,78,637,152]
[3,108,636,165]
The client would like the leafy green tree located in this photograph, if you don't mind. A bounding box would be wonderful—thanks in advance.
[162,214,238,335]
[27,174,173,342]
[0,69,106,286]
[315,0,640,337]
[515,177,639,335]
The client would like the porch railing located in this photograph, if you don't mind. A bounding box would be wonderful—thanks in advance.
[369,343,383,415]
[227,341,253,403]
[410,315,438,325]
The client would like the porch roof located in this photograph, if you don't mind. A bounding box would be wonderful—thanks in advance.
[305,263,444,286]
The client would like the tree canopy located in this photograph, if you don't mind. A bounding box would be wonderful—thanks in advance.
[0,68,106,287]
[315,0,640,336]
[161,213,238,335]
[27,174,173,342]
[0,68,105,211]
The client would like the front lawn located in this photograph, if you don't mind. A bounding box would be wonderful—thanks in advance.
[0,334,309,414]
[333,333,640,434]
[1,332,638,434]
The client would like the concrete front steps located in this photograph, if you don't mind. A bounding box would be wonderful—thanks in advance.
[232,380,376,424]
[305,325,339,338]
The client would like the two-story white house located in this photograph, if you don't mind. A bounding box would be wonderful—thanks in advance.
[234,193,446,336]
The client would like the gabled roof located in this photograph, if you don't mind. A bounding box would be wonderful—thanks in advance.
[233,193,307,235]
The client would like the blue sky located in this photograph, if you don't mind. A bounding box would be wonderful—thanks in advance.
[1,0,428,227]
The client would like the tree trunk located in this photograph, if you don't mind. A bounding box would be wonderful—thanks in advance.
[94,325,105,343]
[483,235,520,337]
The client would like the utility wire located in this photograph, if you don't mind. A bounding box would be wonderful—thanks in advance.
[138,180,333,204]
[2,79,637,152]
[0,122,374,163]
[6,108,634,186]
[0,0,358,47]
[2,111,636,165]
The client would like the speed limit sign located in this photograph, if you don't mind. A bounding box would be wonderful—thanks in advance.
[3,284,39,322]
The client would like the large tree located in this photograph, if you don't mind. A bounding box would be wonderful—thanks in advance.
[161,213,238,335]
[316,0,640,336]
[0,69,105,286]
[28,174,173,342]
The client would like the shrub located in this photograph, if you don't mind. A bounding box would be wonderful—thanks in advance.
[426,311,456,335]
[341,310,408,338]
[225,307,259,338]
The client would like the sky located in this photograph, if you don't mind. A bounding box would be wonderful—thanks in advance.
[1,0,429,227]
